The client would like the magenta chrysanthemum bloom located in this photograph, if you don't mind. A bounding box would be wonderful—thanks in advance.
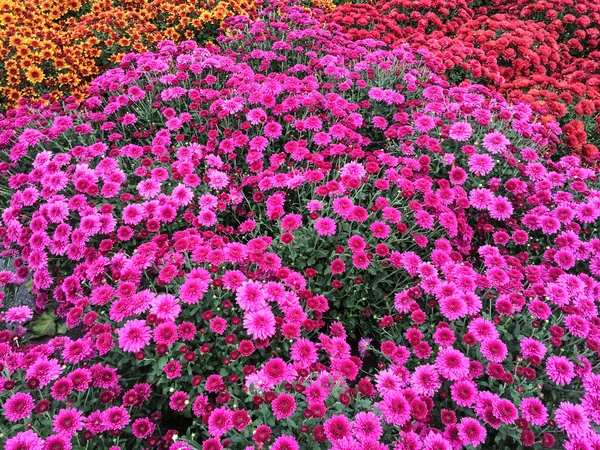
[179,274,210,304]
[353,412,382,443]
[3,305,33,323]
[324,414,352,441]
[468,153,494,176]
[169,391,189,412]
[451,379,478,407]
[435,348,470,381]
[546,356,575,386]
[330,258,346,275]
[489,196,513,220]
[43,435,71,450]
[370,221,390,239]
[281,213,302,231]
[171,184,193,206]
[272,393,296,420]
[482,131,510,153]
[520,337,547,360]
[528,300,552,320]
[117,319,152,353]
[163,360,182,379]
[3,392,34,422]
[210,317,227,335]
[243,308,276,340]
[491,398,518,425]
[264,122,283,139]
[352,252,370,270]
[235,280,267,312]
[4,430,44,450]
[26,358,62,388]
[348,235,366,252]
[415,115,436,132]
[458,417,486,447]
[52,408,85,436]
[411,364,441,396]
[520,398,548,426]
[564,315,591,339]
[132,418,155,439]
[449,122,473,141]
[480,338,508,363]
[422,431,453,450]
[555,402,591,437]
[137,178,161,199]
[208,407,233,437]
[150,294,181,321]
[271,436,299,450]
[439,296,467,321]
[122,204,144,225]
[290,338,318,368]
[469,188,493,209]
[379,392,411,426]
[103,406,130,430]
[314,217,336,236]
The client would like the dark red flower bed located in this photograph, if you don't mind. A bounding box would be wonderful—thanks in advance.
[327,0,600,163]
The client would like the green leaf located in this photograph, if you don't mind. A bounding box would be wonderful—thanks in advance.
[27,310,57,338]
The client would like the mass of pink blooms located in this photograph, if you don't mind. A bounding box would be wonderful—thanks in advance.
[0,1,600,450]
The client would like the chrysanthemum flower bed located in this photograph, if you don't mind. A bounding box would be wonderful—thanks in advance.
[1,1,600,449]
[327,0,600,164]
[0,0,300,111]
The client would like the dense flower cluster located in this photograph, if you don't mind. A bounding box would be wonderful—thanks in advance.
[327,0,600,163]
[1,1,600,450]
[0,0,300,110]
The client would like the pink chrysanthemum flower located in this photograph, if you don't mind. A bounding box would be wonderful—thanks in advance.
[435,348,470,381]
[43,435,71,450]
[468,153,494,176]
[271,436,299,450]
[520,398,548,426]
[272,393,296,420]
[3,392,34,422]
[370,221,390,239]
[353,412,383,443]
[482,131,510,153]
[411,364,441,396]
[264,122,283,139]
[314,217,337,236]
[243,309,276,340]
[352,252,370,270]
[208,407,233,437]
[26,358,62,388]
[489,196,513,220]
[169,391,189,412]
[132,418,155,439]
[451,379,478,407]
[150,294,181,321]
[3,305,33,323]
[52,408,85,436]
[546,356,575,386]
[117,320,152,353]
[480,338,508,363]
[555,402,591,437]
[458,417,486,447]
[236,281,267,312]
[469,188,493,209]
[4,430,44,450]
[290,338,318,368]
[154,322,178,345]
[449,122,473,141]
[103,406,130,431]
[415,115,436,132]
[378,392,411,426]
[324,414,352,441]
